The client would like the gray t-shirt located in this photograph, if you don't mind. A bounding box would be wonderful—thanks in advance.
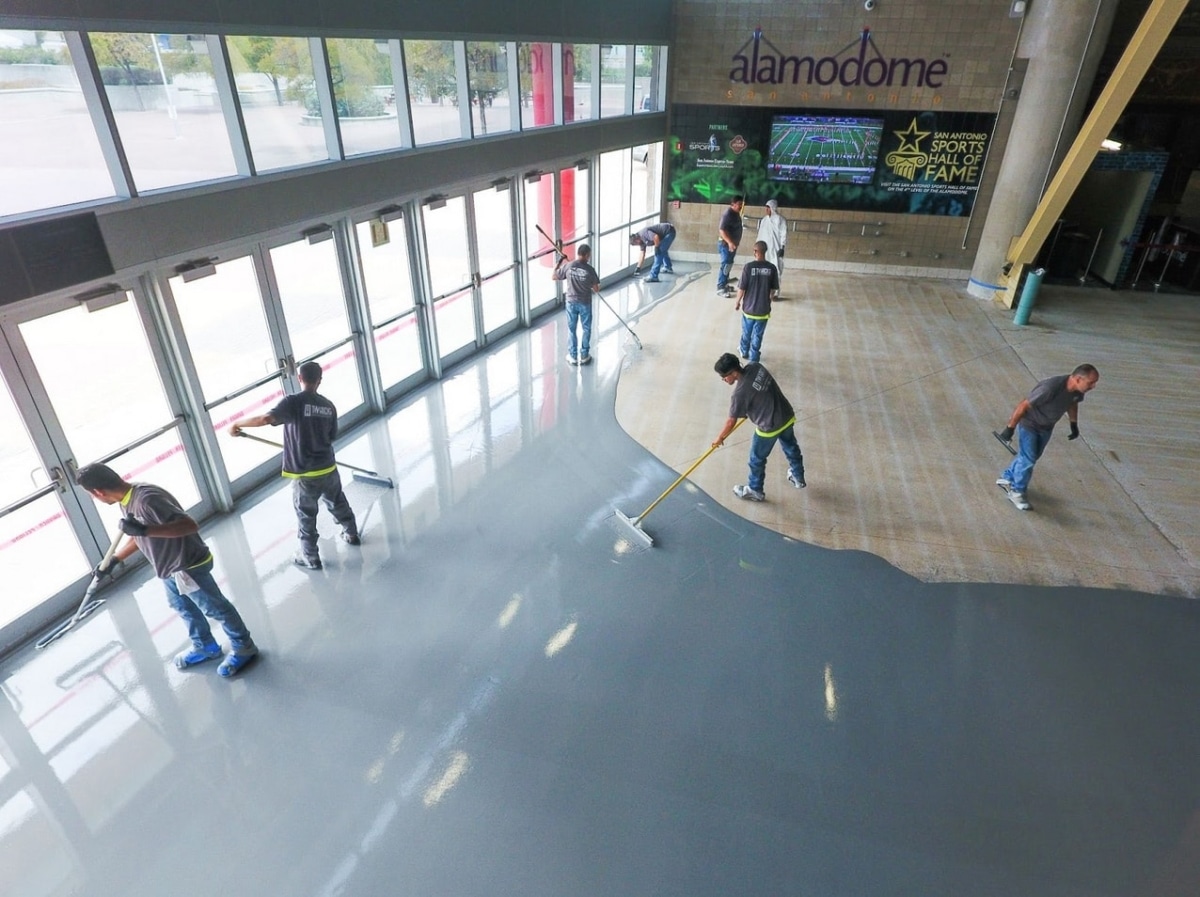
[123,483,210,578]
[270,390,338,476]
[555,259,600,304]
[1023,374,1085,431]
[729,363,795,435]
[738,259,778,318]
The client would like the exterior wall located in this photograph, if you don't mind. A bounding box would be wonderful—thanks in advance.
[667,0,1026,279]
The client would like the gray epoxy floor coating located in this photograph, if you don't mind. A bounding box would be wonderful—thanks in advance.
[3,286,1200,897]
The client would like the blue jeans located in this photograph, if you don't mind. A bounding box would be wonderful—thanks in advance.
[739,315,769,362]
[565,300,592,359]
[294,468,357,556]
[717,241,737,290]
[1003,424,1052,493]
[163,557,255,653]
[648,230,676,278]
[748,424,805,493]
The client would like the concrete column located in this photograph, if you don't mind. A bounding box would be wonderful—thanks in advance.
[968,0,1122,300]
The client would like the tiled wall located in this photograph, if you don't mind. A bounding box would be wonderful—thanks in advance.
[667,0,1024,279]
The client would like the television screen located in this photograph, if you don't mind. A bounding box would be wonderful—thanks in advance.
[767,114,884,185]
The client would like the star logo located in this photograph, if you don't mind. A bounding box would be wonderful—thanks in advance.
[885,118,931,181]
[893,119,930,154]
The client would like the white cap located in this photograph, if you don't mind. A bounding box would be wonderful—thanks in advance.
[766,199,779,209]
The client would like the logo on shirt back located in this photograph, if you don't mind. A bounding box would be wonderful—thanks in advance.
[303,403,334,417]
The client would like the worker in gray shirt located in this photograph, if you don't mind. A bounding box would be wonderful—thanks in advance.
[995,363,1100,511]
[77,463,258,677]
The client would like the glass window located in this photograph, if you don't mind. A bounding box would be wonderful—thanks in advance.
[599,148,632,232]
[168,256,276,403]
[18,296,173,467]
[268,237,363,414]
[90,32,237,192]
[423,197,476,359]
[474,183,517,334]
[480,269,517,337]
[355,214,424,396]
[327,38,401,157]
[357,214,426,391]
[0,378,88,629]
[268,238,350,360]
[560,165,590,245]
[523,173,558,314]
[633,45,664,114]
[631,143,663,222]
[599,44,628,119]
[356,217,416,323]
[473,186,514,275]
[0,30,113,217]
[226,35,327,171]
[518,42,553,131]
[562,43,594,123]
[404,40,462,145]
[466,42,511,137]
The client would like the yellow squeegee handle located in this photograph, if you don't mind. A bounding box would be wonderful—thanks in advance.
[633,419,744,525]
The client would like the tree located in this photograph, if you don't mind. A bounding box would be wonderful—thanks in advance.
[227,35,312,106]
[404,40,456,105]
[465,42,507,134]
[324,38,391,118]
[90,32,157,109]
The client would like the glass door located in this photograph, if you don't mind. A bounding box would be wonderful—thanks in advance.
[0,286,198,640]
[161,254,291,491]
[422,195,479,366]
[471,184,520,339]
[0,360,93,639]
[355,212,428,399]
[265,234,366,427]
[523,171,560,318]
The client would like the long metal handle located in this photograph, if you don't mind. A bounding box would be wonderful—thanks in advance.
[633,420,745,524]
[232,430,384,479]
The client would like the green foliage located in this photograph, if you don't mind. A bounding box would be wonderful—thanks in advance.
[563,43,591,83]
[0,45,66,65]
[404,40,456,103]
[327,38,392,88]
[227,35,313,104]
[90,32,155,83]
[303,85,385,118]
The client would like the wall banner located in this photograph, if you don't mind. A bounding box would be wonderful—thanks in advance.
[668,104,996,217]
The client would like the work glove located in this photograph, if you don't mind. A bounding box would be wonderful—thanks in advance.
[119,517,149,537]
[1068,422,1080,440]
[92,559,119,579]
[999,426,1015,442]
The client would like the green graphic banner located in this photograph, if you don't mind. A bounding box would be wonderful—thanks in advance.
[668,104,996,217]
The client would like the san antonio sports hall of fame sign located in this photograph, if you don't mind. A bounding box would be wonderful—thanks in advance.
[667,104,997,217]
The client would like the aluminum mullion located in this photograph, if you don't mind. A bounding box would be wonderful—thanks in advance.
[390,40,415,150]
[208,35,255,177]
[454,42,472,141]
[506,42,521,134]
[129,276,218,519]
[151,272,236,512]
[338,219,386,415]
[312,38,345,162]
[66,31,135,200]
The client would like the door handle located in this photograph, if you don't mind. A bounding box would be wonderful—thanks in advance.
[48,466,67,494]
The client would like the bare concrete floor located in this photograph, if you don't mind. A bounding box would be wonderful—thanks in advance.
[616,268,1200,597]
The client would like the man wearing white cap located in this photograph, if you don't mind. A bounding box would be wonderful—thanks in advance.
[757,200,788,295]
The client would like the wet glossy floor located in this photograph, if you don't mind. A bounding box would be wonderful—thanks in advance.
[3,276,1200,897]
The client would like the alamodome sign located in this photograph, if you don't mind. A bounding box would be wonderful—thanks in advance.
[730,28,948,89]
